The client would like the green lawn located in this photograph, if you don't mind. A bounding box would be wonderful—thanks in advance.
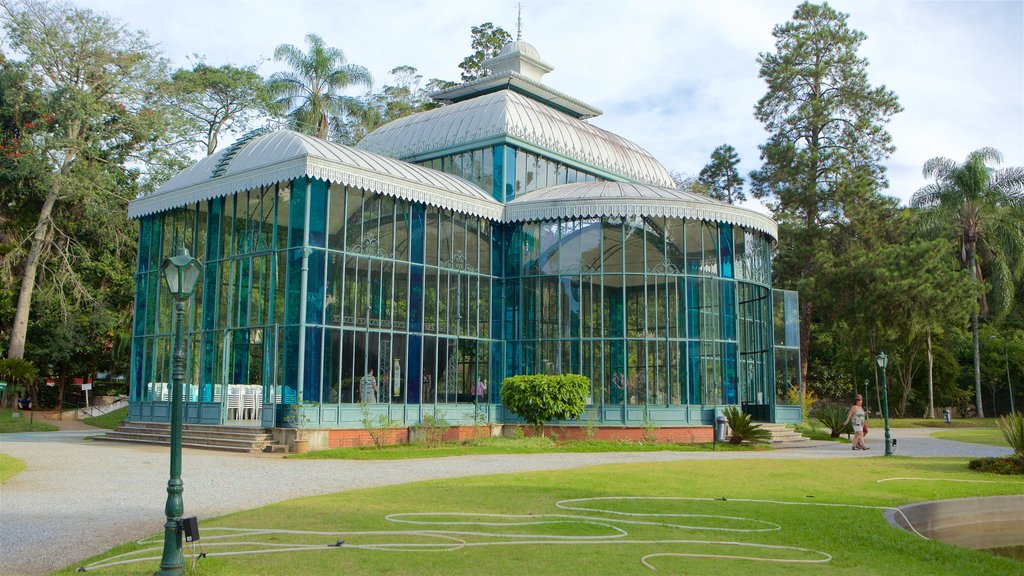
[291,436,765,460]
[886,417,999,429]
[61,457,1024,575]
[83,407,128,430]
[932,429,1010,448]
[0,409,58,433]
[0,453,25,482]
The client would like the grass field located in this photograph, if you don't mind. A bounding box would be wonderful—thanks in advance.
[83,407,128,430]
[292,436,764,460]
[61,457,1024,575]
[932,429,1010,447]
[0,453,25,482]
[0,409,58,433]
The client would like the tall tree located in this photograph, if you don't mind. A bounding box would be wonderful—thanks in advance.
[1,0,180,361]
[161,60,276,156]
[911,148,1024,417]
[750,2,902,396]
[458,22,512,82]
[267,33,372,139]
[698,144,745,204]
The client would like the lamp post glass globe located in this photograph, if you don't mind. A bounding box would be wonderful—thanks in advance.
[161,247,203,299]
[157,246,202,575]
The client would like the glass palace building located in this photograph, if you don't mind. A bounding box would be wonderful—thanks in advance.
[127,40,802,430]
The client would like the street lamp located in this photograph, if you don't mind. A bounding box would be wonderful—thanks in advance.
[158,247,203,575]
[875,351,893,457]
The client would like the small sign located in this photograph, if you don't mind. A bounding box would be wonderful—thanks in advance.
[0,381,7,391]
[82,383,93,391]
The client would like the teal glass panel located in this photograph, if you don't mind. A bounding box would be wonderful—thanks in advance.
[685,219,701,274]
[306,248,325,324]
[231,328,248,384]
[721,280,736,341]
[133,275,147,336]
[686,277,699,338]
[281,326,300,404]
[688,341,701,404]
[623,216,646,274]
[608,339,625,405]
[284,247,303,324]
[702,222,718,276]
[719,223,734,278]
[503,277,519,340]
[733,227,747,281]
[482,147,495,199]
[328,183,346,251]
[288,178,306,249]
[411,203,424,264]
[503,145,516,202]
[723,342,738,404]
[137,217,152,273]
[303,326,323,402]
[149,215,164,274]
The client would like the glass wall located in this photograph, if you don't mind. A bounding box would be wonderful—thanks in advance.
[131,178,498,425]
[773,288,802,402]
[504,215,773,409]
[418,144,603,202]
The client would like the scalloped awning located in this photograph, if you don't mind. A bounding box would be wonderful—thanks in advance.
[505,182,778,240]
[127,130,504,221]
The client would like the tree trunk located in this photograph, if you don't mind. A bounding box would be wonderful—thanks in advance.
[7,176,63,359]
[926,328,935,419]
[968,241,984,417]
[7,126,78,360]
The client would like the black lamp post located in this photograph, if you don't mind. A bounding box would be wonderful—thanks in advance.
[157,247,203,575]
[875,351,893,457]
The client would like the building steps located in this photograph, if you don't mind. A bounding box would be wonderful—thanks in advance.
[100,421,282,453]
[757,423,814,447]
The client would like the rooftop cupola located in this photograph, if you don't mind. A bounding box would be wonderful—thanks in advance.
[481,39,554,82]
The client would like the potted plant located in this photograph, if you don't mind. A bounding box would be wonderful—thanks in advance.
[286,403,311,453]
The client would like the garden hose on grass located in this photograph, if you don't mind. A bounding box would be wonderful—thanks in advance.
[76,490,955,572]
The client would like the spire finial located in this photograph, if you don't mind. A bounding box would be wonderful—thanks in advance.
[516,3,523,40]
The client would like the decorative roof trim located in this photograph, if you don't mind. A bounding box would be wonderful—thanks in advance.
[504,197,778,240]
[128,156,503,221]
[432,71,602,119]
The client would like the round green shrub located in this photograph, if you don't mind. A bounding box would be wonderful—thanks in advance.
[500,374,589,427]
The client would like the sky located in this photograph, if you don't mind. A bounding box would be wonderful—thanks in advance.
[72,0,1024,213]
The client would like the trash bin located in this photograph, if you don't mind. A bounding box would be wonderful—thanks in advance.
[715,415,729,442]
[942,408,951,426]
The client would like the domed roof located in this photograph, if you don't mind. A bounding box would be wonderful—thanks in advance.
[128,130,502,220]
[499,39,541,59]
[357,90,676,188]
[505,181,777,239]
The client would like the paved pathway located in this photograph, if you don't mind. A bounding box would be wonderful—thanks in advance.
[0,422,1014,576]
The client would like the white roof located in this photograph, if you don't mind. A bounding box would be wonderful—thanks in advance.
[130,131,777,241]
[357,90,676,188]
[128,130,503,220]
[505,181,778,239]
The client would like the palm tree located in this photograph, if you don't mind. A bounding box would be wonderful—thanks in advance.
[911,148,1024,417]
[267,34,372,139]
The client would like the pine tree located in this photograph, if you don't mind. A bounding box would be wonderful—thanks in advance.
[750,2,902,396]
[698,144,745,204]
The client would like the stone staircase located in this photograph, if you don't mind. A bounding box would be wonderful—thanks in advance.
[757,423,813,448]
[100,421,285,453]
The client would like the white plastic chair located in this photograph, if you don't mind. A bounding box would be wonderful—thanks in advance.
[242,391,258,420]
[227,392,241,420]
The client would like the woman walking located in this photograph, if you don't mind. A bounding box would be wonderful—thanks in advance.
[844,394,869,450]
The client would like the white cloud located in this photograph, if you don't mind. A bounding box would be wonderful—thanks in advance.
[74,0,1023,207]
